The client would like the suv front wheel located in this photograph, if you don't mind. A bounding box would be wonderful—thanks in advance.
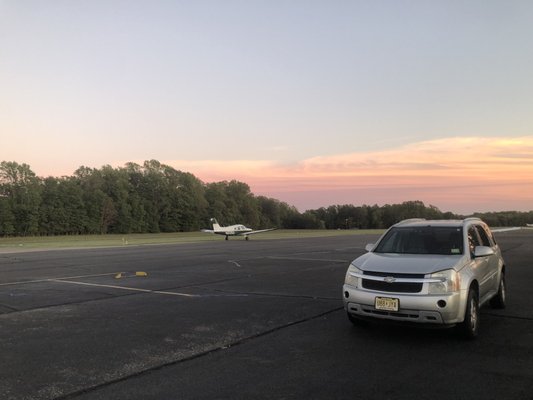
[458,287,479,339]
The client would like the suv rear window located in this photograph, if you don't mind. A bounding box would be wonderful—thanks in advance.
[374,227,464,255]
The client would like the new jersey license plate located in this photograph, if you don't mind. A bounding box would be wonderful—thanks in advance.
[375,297,399,312]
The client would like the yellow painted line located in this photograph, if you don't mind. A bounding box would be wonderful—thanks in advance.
[49,279,199,298]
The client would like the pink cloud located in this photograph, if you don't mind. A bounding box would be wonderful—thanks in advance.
[166,136,533,213]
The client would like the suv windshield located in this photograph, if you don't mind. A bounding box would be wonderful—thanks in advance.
[374,227,464,255]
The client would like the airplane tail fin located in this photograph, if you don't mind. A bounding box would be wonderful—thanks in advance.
[210,218,222,231]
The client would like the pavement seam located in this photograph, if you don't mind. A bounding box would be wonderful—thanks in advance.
[0,302,18,312]
[501,244,524,253]
[51,306,344,400]
[484,312,533,321]
[199,287,340,301]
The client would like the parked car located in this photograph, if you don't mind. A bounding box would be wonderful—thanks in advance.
[343,218,506,338]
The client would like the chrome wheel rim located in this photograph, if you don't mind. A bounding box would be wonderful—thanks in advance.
[470,297,478,332]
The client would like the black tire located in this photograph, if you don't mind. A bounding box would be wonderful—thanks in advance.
[458,287,479,339]
[490,273,506,309]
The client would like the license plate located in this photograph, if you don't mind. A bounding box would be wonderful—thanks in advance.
[375,297,399,312]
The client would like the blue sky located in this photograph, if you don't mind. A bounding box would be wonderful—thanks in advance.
[1,1,532,212]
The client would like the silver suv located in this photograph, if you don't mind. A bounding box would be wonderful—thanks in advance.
[343,218,506,338]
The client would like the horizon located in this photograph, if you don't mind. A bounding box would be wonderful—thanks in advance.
[6,143,533,216]
[2,1,533,215]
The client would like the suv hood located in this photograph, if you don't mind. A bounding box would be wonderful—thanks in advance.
[354,252,466,274]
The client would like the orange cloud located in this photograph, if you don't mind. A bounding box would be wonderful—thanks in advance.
[166,136,533,213]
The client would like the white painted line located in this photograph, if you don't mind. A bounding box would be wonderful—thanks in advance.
[267,256,348,263]
[0,273,118,287]
[152,290,199,298]
[49,279,199,298]
[50,279,152,293]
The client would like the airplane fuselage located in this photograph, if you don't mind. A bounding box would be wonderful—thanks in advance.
[214,225,253,236]
[206,218,276,240]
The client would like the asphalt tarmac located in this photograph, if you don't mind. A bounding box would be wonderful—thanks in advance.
[1,231,532,400]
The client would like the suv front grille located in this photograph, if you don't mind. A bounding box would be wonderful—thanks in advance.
[362,271,424,293]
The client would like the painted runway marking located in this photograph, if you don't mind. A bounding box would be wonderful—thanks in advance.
[1,273,249,299]
[0,273,118,287]
[267,256,349,263]
[49,279,200,298]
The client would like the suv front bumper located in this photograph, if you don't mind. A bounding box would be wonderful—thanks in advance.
[343,284,466,325]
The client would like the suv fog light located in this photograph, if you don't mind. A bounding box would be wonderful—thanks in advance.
[437,300,447,308]
[344,291,350,299]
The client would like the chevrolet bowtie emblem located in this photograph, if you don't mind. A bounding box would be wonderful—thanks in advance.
[384,276,396,283]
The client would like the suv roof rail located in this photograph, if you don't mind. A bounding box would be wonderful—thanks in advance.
[396,218,426,226]
[463,217,482,223]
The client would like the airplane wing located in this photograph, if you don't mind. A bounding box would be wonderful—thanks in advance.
[245,228,277,235]
[201,229,214,233]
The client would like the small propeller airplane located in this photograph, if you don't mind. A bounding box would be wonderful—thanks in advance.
[202,218,277,240]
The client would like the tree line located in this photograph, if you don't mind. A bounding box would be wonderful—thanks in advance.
[0,160,302,236]
[0,160,531,237]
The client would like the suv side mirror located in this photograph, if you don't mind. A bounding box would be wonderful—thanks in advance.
[365,244,374,252]
[474,246,495,258]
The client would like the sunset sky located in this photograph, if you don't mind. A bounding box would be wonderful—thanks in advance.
[1,1,533,214]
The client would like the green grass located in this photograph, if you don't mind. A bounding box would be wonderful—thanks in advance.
[0,229,384,252]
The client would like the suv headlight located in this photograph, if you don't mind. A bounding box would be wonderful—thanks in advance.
[345,264,362,288]
[428,269,460,294]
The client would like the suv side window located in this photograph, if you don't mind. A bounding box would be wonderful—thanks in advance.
[468,227,481,256]
[475,225,493,247]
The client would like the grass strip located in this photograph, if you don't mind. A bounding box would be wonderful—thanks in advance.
[0,229,384,251]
